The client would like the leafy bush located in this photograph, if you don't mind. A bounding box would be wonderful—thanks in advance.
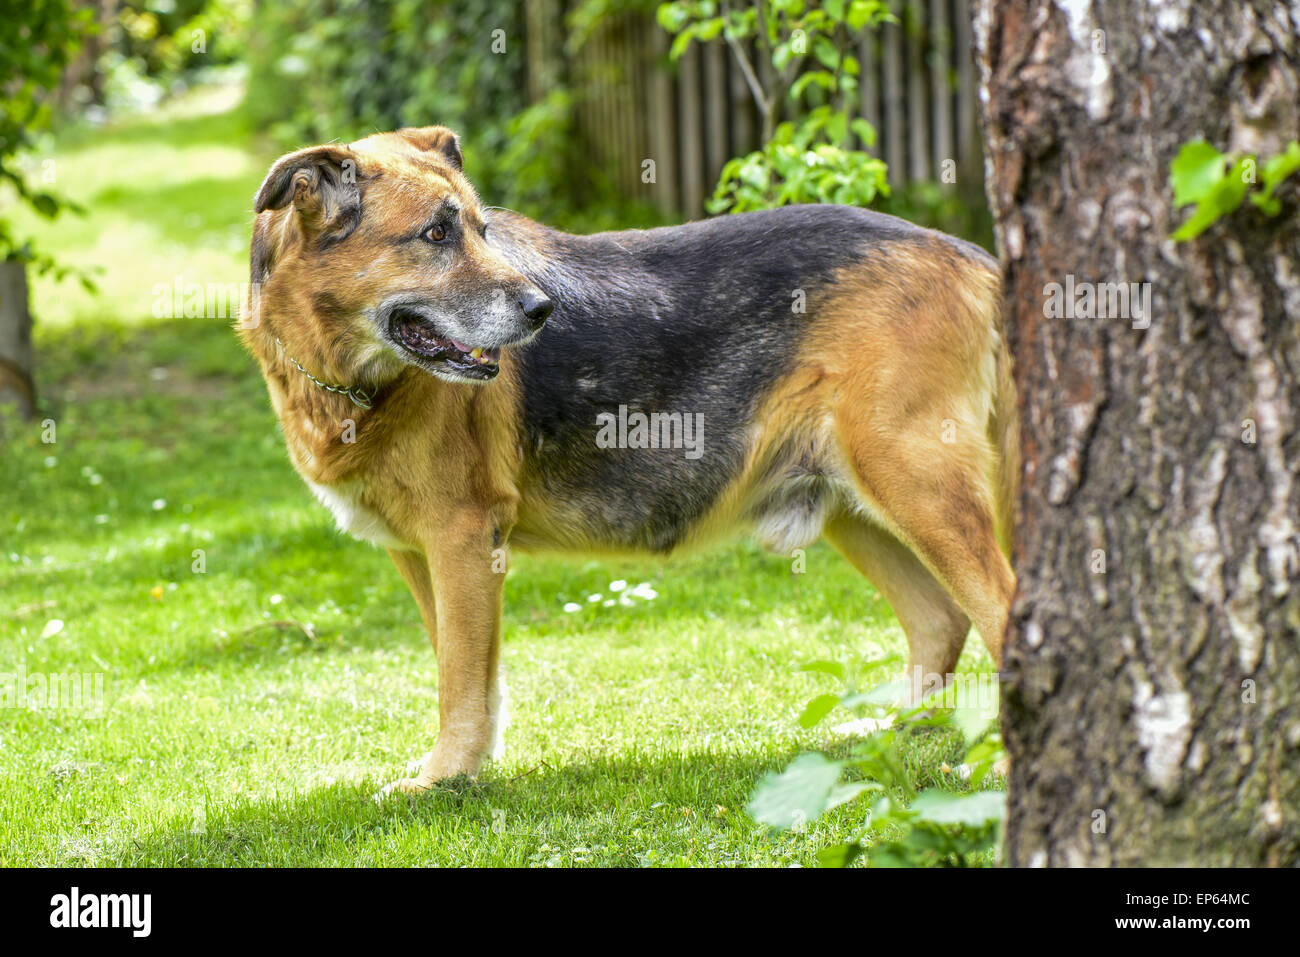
[114,0,251,80]
[658,0,892,212]
[748,657,1007,867]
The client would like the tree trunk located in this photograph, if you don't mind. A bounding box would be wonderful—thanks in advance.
[975,0,1300,865]
[0,260,37,422]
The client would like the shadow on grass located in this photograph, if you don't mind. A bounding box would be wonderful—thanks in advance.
[113,722,977,867]
[116,744,827,867]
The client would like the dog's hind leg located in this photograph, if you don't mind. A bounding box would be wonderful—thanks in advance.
[822,513,972,689]
[833,424,1015,668]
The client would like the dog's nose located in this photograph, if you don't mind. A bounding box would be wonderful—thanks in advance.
[519,288,553,329]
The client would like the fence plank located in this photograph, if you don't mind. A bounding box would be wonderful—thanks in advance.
[858,30,879,150]
[647,25,678,216]
[907,2,930,182]
[954,0,978,180]
[930,0,954,182]
[882,18,906,182]
[678,43,706,217]
[703,38,729,193]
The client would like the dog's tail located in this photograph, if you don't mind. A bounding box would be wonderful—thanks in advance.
[987,283,1019,557]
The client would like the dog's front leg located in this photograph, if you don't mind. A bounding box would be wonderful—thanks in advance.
[385,514,505,793]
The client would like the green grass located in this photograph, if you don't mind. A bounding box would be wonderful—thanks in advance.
[0,85,999,867]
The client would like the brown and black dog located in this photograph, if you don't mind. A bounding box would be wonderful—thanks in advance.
[240,126,1017,793]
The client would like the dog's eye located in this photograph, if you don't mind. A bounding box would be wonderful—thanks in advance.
[425,223,449,244]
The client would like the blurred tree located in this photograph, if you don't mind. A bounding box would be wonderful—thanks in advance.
[56,0,117,108]
[978,0,1300,864]
[0,0,93,422]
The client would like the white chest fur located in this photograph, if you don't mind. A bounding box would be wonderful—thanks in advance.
[305,479,408,550]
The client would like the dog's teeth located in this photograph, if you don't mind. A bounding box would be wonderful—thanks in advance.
[471,347,483,359]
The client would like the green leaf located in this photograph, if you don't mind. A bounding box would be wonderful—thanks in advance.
[656,3,690,33]
[696,18,724,41]
[910,789,1007,826]
[747,752,844,830]
[840,677,907,710]
[799,659,845,680]
[847,0,887,30]
[1169,139,1226,207]
[668,24,698,60]
[813,35,840,71]
[1171,156,1251,240]
[826,111,847,145]
[798,692,840,728]
[1250,140,1300,215]
[817,841,863,867]
[790,70,835,99]
[827,779,875,810]
[850,117,877,147]
[952,692,998,744]
[1260,140,1300,191]
[29,193,59,218]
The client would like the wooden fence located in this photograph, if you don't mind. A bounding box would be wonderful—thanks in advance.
[525,0,981,218]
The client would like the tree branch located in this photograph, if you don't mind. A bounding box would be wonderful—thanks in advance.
[721,1,769,119]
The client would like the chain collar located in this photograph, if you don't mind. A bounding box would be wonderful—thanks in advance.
[274,338,374,410]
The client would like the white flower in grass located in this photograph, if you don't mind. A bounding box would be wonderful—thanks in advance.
[41,619,65,639]
[587,593,602,603]
[609,580,627,592]
[270,594,283,605]
[562,602,581,613]
[152,498,166,511]
[44,456,57,468]
[631,582,658,601]
[602,599,615,608]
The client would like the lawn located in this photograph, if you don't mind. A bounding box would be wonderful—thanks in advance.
[0,86,1000,867]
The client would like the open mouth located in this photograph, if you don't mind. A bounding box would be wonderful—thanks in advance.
[391,308,500,381]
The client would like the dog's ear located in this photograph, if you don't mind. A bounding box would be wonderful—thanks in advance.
[397,126,463,171]
[254,144,361,239]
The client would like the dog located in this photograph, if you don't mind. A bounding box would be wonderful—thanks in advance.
[240,126,1018,793]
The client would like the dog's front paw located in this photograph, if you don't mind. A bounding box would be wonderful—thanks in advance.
[372,776,431,802]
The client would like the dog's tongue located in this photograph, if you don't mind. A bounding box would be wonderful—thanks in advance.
[450,338,474,354]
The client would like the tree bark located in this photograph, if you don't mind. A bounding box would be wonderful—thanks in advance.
[0,260,37,422]
[975,0,1300,865]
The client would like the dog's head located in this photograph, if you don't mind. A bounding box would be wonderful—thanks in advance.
[249,126,551,385]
